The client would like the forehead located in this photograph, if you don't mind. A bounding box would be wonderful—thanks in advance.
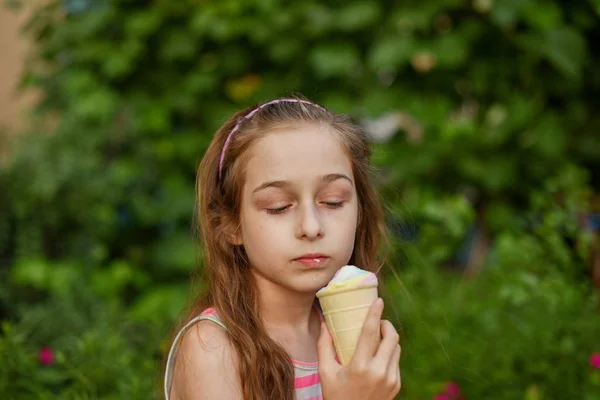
[244,123,353,187]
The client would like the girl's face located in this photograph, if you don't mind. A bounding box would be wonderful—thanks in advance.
[236,123,359,295]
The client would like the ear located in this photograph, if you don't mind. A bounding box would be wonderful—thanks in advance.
[227,232,243,246]
[224,224,243,246]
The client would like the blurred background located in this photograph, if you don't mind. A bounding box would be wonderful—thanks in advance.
[1,0,600,399]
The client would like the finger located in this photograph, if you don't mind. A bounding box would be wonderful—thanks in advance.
[387,344,401,383]
[375,321,399,361]
[371,320,399,372]
[351,298,384,365]
[386,344,401,396]
[317,322,339,373]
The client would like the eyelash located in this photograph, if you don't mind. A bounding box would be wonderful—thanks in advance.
[266,205,290,215]
[266,202,344,215]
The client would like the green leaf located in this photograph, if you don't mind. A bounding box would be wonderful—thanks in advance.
[36,368,68,385]
[91,261,141,298]
[522,1,562,31]
[303,4,334,36]
[129,284,190,321]
[490,0,531,29]
[74,88,118,122]
[368,37,413,70]
[160,29,199,61]
[591,0,600,17]
[11,258,49,289]
[337,1,381,31]
[431,34,468,67]
[102,40,143,79]
[11,259,80,296]
[542,27,587,79]
[151,232,197,272]
[390,7,432,33]
[125,10,162,38]
[269,38,303,63]
[309,43,360,78]
[321,93,356,114]
[532,115,567,157]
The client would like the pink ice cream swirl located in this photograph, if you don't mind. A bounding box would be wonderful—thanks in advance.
[317,265,378,296]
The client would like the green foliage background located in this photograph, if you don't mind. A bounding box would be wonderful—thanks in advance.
[1,0,600,399]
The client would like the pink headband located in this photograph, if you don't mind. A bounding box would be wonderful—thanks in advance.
[218,98,328,180]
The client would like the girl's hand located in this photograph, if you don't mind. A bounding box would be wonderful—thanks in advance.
[317,298,401,400]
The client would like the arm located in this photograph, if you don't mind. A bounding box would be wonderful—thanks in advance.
[169,320,243,400]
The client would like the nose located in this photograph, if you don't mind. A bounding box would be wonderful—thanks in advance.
[295,202,324,240]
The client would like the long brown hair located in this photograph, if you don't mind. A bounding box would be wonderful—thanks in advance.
[173,96,387,399]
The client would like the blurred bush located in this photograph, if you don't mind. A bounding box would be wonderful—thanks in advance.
[1,0,599,398]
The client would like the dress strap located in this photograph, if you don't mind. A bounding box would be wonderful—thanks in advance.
[163,314,228,400]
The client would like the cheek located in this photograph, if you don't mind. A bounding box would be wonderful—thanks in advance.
[343,208,359,242]
[344,202,359,237]
[325,201,358,242]
[335,199,359,228]
[240,212,286,253]
[330,205,358,263]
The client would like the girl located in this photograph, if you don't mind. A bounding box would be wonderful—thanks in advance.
[164,97,402,400]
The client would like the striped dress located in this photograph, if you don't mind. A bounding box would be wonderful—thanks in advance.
[164,307,323,400]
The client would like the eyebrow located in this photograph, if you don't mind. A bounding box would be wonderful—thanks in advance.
[252,173,353,194]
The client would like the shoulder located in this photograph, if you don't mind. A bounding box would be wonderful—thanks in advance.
[180,317,232,356]
[170,319,242,400]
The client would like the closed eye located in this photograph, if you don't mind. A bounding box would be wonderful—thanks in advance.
[266,205,291,215]
[323,201,344,208]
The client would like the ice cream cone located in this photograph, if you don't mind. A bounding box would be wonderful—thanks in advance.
[317,283,379,365]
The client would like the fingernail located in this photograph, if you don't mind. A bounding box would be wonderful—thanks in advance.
[376,298,383,309]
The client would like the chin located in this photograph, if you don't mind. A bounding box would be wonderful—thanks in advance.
[294,276,331,294]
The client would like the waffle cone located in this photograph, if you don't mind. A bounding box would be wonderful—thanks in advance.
[317,283,379,365]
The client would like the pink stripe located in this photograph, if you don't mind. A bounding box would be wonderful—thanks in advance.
[292,358,318,367]
[305,396,323,400]
[294,372,320,389]
[200,307,217,317]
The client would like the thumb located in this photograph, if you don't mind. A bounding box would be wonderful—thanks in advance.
[317,322,338,371]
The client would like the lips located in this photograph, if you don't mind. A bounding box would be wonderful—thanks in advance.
[294,253,329,268]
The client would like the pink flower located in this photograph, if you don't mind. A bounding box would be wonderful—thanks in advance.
[445,381,461,396]
[39,347,54,365]
[590,353,600,369]
[434,380,463,400]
